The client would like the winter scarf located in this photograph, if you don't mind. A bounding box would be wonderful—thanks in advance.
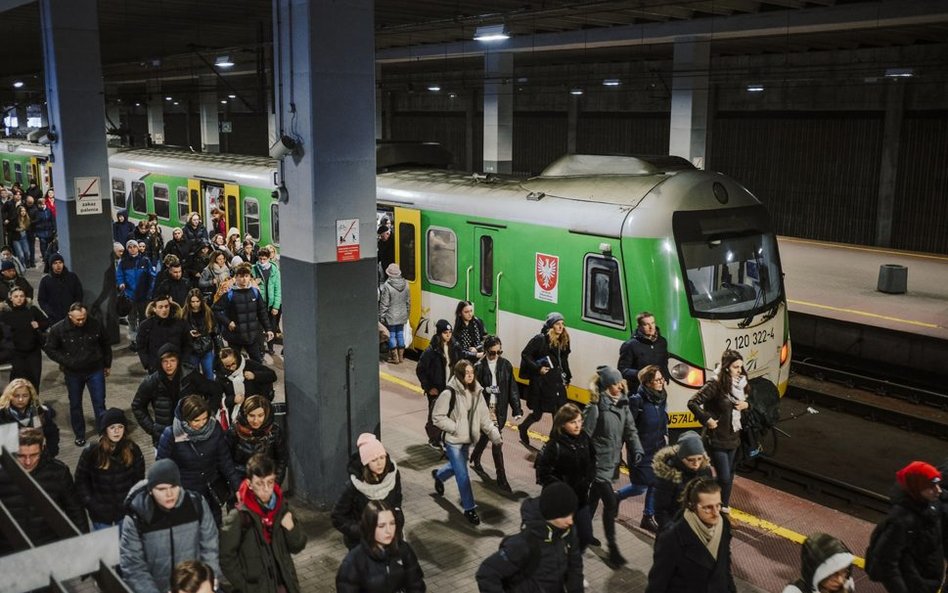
[6,404,43,428]
[238,479,284,544]
[642,385,667,405]
[172,414,217,443]
[729,375,748,431]
[208,262,231,284]
[350,461,399,501]
[683,508,723,561]
[226,356,247,402]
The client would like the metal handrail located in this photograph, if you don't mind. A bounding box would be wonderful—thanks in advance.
[494,271,504,335]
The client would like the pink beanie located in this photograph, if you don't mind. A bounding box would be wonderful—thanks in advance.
[357,433,387,466]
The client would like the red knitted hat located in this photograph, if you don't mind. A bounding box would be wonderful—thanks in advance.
[895,461,941,501]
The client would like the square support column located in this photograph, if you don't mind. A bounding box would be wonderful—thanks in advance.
[483,52,513,174]
[669,39,710,168]
[146,80,164,145]
[200,75,220,153]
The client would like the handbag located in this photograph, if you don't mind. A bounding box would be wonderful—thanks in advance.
[116,291,133,317]
[192,334,214,355]
[207,475,234,507]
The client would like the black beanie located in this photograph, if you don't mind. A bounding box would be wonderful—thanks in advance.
[435,319,452,334]
[147,459,181,490]
[98,407,128,434]
[539,482,578,520]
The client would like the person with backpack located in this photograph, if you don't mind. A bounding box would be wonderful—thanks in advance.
[782,533,855,593]
[432,359,502,526]
[864,461,943,593]
[219,453,307,593]
[475,481,584,593]
[120,459,220,593]
[213,263,272,363]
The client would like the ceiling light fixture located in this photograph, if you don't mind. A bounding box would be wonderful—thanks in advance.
[165,96,173,101]
[215,55,235,68]
[570,88,584,96]
[473,24,509,42]
[220,100,227,104]
[427,85,441,92]
[602,79,621,87]
[884,67,913,78]
[12,81,23,88]
[746,84,764,92]
[227,94,236,99]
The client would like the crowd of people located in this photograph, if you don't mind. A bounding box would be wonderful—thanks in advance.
[0,202,945,593]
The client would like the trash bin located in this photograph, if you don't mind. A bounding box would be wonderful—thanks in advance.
[877,264,908,294]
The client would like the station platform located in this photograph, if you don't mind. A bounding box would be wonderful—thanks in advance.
[779,236,948,340]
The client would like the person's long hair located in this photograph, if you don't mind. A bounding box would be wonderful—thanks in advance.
[0,378,40,411]
[185,288,214,333]
[15,206,30,230]
[717,349,749,396]
[454,300,473,330]
[552,402,582,436]
[547,324,570,350]
[360,500,401,553]
[95,429,135,470]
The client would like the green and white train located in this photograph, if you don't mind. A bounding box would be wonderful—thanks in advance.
[0,141,790,428]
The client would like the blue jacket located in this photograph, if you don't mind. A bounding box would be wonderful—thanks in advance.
[628,384,669,456]
[116,253,155,303]
[113,210,136,245]
[31,207,55,239]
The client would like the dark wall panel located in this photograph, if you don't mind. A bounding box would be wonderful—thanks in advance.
[892,112,948,254]
[164,114,201,148]
[576,112,669,156]
[513,112,567,175]
[391,112,468,170]
[223,112,269,157]
[710,112,883,246]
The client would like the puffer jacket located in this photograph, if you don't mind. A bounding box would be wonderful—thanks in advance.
[535,429,596,507]
[331,453,403,549]
[74,439,146,523]
[336,539,426,593]
[156,400,243,499]
[132,365,223,444]
[520,330,571,412]
[116,252,155,303]
[37,265,83,325]
[475,497,583,593]
[213,284,270,345]
[582,381,644,482]
[687,380,741,451]
[0,456,87,554]
[0,300,48,353]
[432,375,502,446]
[44,315,113,373]
[120,480,220,593]
[378,276,410,325]
[645,513,737,593]
[220,481,307,593]
[651,444,713,529]
[474,355,522,428]
[0,403,60,459]
[628,384,669,455]
[617,327,669,387]
[136,300,191,372]
[153,275,192,309]
[252,261,282,310]
[867,489,943,593]
[183,221,209,246]
[225,410,289,484]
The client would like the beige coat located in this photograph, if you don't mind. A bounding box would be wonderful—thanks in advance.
[432,376,502,446]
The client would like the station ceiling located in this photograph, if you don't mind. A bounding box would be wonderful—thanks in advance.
[0,0,945,97]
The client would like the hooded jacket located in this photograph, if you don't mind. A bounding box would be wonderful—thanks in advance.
[628,383,669,456]
[116,252,155,303]
[378,276,410,326]
[336,538,426,593]
[120,480,220,593]
[219,481,307,593]
[617,326,669,387]
[331,453,403,549]
[31,203,55,238]
[155,399,243,498]
[252,260,282,310]
[432,375,502,446]
[582,380,644,482]
[475,497,584,593]
[136,300,191,372]
[37,257,83,325]
[112,211,135,245]
[225,407,288,484]
[535,430,596,507]
[0,273,33,301]
[153,274,192,309]
[651,444,714,529]
[132,355,223,444]
[782,534,855,593]
[867,488,943,593]
[74,438,146,524]
[213,283,271,345]
[44,314,112,373]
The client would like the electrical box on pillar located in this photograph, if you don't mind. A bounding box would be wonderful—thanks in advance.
[269,135,298,160]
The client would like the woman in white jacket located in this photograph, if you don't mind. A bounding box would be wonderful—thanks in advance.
[431,360,502,526]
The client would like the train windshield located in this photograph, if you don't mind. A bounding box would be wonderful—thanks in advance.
[673,205,783,319]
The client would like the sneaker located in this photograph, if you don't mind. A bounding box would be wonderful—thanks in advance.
[74,437,86,447]
[720,506,731,514]
[427,440,443,451]
[748,445,762,458]
[463,509,481,525]
[640,515,659,533]
[432,469,444,496]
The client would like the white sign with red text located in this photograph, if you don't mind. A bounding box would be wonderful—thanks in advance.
[534,253,559,303]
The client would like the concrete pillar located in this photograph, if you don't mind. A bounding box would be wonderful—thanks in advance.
[567,93,579,154]
[875,81,905,248]
[14,102,27,134]
[669,39,710,168]
[200,75,220,153]
[146,80,164,145]
[273,0,379,506]
[465,91,476,172]
[375,63,382,140]
[483,52,513,174]
[39,0,113,304]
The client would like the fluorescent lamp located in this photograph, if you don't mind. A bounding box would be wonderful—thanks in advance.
[135,102,141,107]
[427,85,441,92]
[220,100,227,104]
[746,84,764,92]
[165,96,173,101]
[173,101,179,106]
[885,68,913,78]
[12,81,23,88]
[602,79,621,87]
[215,55,235,68]
[448,92,457,99]
[570,88,584,96]
[474,24,509,42]
[228,94,236,99]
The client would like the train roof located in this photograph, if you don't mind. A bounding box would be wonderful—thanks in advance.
[0,139,51,157]
[109,148,277,187]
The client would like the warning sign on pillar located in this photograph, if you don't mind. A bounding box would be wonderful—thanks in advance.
[75,176,103,215]
[335,218,361,262]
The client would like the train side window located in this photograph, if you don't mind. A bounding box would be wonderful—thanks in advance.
[582,254,626,329]
[13,163,22,185]
[225,193,238,231]
[398,222,415,282]
[176,187,189,222]
[480,235,493,296]
[111,177,127,209]
[426,227,457,287]
[130,181,146,214]
[270,203,280,245]
[189,189,201,217]
[1,160,10,183]
[243,198,260,240]
[152,184,170,220]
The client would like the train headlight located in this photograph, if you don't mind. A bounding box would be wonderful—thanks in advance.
[669,356,705,388]
[779,341,789,366]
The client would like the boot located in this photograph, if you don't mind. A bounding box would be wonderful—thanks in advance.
[496,471,512,493]
[640,514,659,533]
[387,350,398,364]
[607,542,627,568]
[397,347,405,364]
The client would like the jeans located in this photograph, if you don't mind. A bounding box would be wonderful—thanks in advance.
[616,484,656,516]
[386,323,405,349]
[12,236,29,266]
[436,442,475,511]
[37,236,51,264]
[26,231,35,266]
[64,369,107,439]
[710,447,737,507]
[189,350,216,380]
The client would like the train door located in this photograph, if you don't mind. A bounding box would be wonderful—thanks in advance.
[40,161,52,192]
[393,206,422,349]
[186,179,204,222]
[201,181,224,223]
[223,183,241,235]
[471,226,499,334]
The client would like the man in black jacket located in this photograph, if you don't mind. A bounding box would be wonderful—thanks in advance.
[132,343,223,447]
[476,482,583,593]
[213,263,272,363]
[153,260,191,308]
[0,259,33,300]
[37,253,84,325]
[617,311,669,390]
[0,427,88,554]
[44,303,112,446]
[136,296,190,373]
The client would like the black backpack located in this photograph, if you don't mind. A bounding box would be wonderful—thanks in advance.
[499,531,544,592]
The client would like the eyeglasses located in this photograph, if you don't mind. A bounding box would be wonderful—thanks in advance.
[651,377,666,384]
[487,350,503,356]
